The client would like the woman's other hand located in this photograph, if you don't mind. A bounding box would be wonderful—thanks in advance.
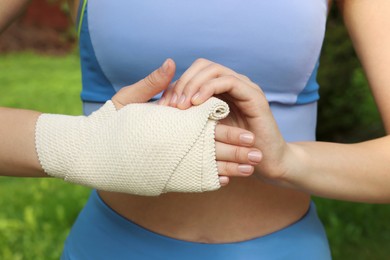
[160,58,291,183]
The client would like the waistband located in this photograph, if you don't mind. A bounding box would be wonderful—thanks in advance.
[62,190,331,259]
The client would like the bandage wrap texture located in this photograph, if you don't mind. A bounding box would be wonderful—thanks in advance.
[35,97,229,196]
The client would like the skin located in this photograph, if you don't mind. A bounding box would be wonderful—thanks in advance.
[2,0,389,245]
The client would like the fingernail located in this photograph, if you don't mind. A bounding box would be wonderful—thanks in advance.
[170,93,178,104]
[158,97,165,105]
[238,165,253,174]
[248,151,262,163]
[192,92,200,103]
[219,176,229,185]
[240,133,254,145]
[179,94,186,104]
[161,59,169,74]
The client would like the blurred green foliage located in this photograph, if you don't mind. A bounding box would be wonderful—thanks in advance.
[315,198,390,259]
[317,7,385,142]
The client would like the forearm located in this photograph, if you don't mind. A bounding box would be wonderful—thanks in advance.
[281,0,390,203]
[339,0,390,131]
[0,107,46,177]
[281,138,390,203]
[0,0,32,34]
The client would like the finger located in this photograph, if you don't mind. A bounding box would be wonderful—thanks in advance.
[219,176,230,186]
[192,76,266,119]
[177,63,237,110]
[217,162,254,177]
[112,59,176,109]
[215,141,262,165]
[169,58,213,107]
[215,124,255,147]
[159,81,177,106]
[192,76,253,104]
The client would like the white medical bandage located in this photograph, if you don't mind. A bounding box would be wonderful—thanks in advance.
[35,97,229,196]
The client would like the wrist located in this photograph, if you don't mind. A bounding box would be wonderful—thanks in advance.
[278,143,308,183]
[254,142,308,189]
[35,113,85,179]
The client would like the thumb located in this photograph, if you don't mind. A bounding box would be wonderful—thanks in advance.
[112,59,176,109]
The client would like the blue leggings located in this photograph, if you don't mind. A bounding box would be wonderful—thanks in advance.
[61,190,331,259]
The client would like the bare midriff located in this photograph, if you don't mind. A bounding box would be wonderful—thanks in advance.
[99,178,310,243]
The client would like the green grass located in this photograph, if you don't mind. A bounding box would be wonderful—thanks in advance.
[0,52,90,259]
[0,52,82,114]
[1,52,390,259]
[0,178,90,259]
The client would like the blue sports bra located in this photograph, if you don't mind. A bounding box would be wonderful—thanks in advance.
[77,0,328,141]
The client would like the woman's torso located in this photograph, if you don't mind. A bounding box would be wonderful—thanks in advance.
[73,0,329,243]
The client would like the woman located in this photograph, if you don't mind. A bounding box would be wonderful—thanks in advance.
[2,0,390,259]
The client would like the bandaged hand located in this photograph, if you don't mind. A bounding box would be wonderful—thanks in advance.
[34,59,261,196]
